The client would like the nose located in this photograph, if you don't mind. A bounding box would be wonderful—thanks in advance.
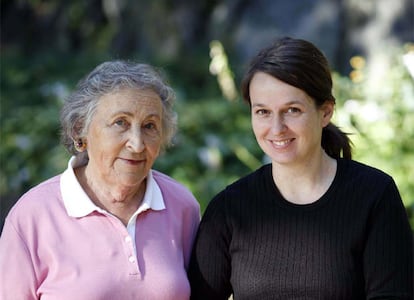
[270,115,287,135]
[126,127,145,153]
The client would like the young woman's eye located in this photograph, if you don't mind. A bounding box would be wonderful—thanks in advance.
[255,109,270,116]
[287,107,301,114]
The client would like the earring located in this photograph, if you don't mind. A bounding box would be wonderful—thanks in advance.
[74,139,87,152]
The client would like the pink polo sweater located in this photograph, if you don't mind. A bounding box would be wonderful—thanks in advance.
[0,166,200,299]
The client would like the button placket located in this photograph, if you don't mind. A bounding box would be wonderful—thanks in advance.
[122,234,138,275]
[102,212,140,275]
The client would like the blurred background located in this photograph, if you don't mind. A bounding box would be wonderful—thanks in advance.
[1,0,413,231]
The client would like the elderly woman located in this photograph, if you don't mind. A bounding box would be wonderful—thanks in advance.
[0,61,200,299]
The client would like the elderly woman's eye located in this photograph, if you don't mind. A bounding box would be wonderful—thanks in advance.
[144,122,156,130]
[115,119,127,127]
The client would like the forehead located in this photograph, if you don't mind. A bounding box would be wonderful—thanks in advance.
[96,88,163,113]
[250,72,313,106]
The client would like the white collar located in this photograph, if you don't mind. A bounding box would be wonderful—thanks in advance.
[60,156,165,218]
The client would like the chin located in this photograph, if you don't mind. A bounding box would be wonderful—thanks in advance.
[266,153,297,165]
[117,176,145,187]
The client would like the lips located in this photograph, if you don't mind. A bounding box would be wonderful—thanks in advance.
[121,158,145,165]
[270,138,294,148]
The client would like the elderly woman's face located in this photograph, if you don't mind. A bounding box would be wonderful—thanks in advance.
[84,88,163,189]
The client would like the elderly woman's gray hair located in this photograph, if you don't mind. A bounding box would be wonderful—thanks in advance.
[60,60,177,157]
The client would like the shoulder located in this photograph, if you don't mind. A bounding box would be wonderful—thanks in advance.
[152,170,199,209]
[152,170,194,197]
[339,159,393,185]
[336,159,402,207]
[224,164,271,197]
[4,174,64,228]
[9,175,62,212]
[206,164,271,212]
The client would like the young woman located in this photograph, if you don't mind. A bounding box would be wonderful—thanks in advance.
[188,37,413,300]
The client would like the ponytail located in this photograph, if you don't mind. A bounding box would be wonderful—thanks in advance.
[322,123,352,159]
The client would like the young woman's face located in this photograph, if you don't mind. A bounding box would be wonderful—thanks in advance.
[250,72,333,167]
[84,88,163,189]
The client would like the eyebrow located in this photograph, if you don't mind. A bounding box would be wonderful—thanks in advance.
[110,111,162,119]
[251,103,266,108]
[111,110,132,116]
[251,100,304,108]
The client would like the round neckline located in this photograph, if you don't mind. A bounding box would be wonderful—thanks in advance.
[265,159,345,211]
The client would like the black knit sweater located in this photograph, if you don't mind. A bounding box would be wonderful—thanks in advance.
[189,159,413,299]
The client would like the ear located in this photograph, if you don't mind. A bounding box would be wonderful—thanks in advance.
[72,121,85,140]
[320,101,334,127]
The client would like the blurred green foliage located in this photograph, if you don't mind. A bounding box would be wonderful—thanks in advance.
[332,46,414,228]
[1,51,106,196]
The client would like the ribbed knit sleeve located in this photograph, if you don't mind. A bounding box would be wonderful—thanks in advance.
[189,190,233,300]
[363,179,413,299]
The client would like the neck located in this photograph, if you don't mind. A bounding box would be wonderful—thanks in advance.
[272,151,337,205]
[75,166,146,226]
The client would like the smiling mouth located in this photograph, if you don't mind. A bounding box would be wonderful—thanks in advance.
[122,158,145,165]
[270,138,294,147]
